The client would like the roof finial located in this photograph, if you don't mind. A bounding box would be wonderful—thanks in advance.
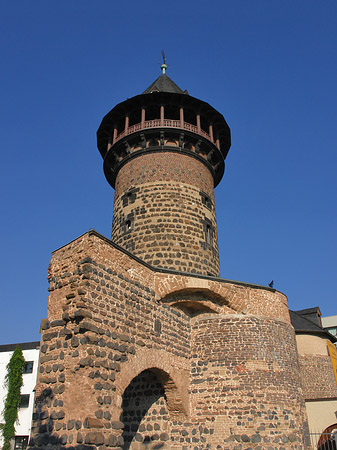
[161,50,167,74]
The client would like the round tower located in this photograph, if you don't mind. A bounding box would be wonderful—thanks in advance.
[97,67,230,276]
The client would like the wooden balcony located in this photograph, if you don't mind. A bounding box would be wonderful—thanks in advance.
[114,119,218,148]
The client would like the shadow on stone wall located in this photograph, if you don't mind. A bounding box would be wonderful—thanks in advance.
[121,370,170,449]
[28,387,95,449]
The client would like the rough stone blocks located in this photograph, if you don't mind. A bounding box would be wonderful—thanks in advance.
[28,231,310,449]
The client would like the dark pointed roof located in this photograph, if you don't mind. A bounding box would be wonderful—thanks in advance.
[142,73,185,94]
[290,309,337,342]
[97,70,231,168]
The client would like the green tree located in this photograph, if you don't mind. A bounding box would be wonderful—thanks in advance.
[0,346,25,450]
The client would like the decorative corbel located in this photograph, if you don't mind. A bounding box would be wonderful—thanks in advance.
[179,133,185,148]
[140,133,146,149]
[160,131,165,146]
[195,139,202,154]
[124,141,131,155]
[207,149,214,162]
[213,162,220,172]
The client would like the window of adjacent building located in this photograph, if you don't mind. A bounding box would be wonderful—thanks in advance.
[327,327,337,337]
[14,436,29,450]
[22,361,33,374]
[19,394,30,408]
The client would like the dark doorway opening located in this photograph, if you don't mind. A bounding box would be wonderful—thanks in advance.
[121,369,171,449]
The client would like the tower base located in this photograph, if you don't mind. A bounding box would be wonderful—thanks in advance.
[29,230,309,449]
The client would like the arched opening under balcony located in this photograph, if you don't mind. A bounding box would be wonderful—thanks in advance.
[146,105,160,121]
[129,109,141,126]
[164,105,180,120]
[200,115,210,134]
[184,108,197,126]
[116,116,125,135]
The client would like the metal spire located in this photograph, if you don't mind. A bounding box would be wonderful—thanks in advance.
[161,50,167,74]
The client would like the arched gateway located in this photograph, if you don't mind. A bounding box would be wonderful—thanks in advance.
[121,369,172,449]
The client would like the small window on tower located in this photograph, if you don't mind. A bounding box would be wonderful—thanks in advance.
[122,189,137,207]
[124,217,134,234]
[200,191,213,210]
[203,218,214,247]
[206,224,212,245]
[154,319,162,334]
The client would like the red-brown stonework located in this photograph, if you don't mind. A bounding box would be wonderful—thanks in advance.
[190,315,309,447]
[112,152,220,276]
[114,152,214,198]
[25,71,317,449]
[29,231,310,450]
[299,355,337,400]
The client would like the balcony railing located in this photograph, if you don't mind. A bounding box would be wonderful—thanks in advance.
[115,119,214,145]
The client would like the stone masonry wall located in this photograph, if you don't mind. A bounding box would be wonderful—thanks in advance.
[190,315,310,449]
[120,370,171,448]
[112,152,220,276]
[30,232,191,449]
[298,355,337,400]
[29,231,310,450]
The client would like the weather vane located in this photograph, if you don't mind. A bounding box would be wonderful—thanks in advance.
[161,50,167,74]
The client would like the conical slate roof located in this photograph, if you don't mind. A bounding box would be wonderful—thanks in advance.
[142,73,185,94]
[97,69,231,166]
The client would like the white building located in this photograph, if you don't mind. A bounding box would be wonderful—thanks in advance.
[0,342,40,450]
[322,314,337,340]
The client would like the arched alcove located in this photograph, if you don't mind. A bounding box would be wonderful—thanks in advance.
[161,288,232,316]
[121,369,172,449]
[114,348,189,422]
[169,299,219,317]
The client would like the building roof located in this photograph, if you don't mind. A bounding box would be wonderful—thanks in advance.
[142,73,185,94]
[294,306,322,326]
[290,309,337,342]
[0,341,40,352]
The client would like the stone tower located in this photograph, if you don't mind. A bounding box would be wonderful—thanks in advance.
[29,68,310,450]
[97,66,230,277]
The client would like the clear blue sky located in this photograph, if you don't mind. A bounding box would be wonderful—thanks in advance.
[1,1,336,345]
